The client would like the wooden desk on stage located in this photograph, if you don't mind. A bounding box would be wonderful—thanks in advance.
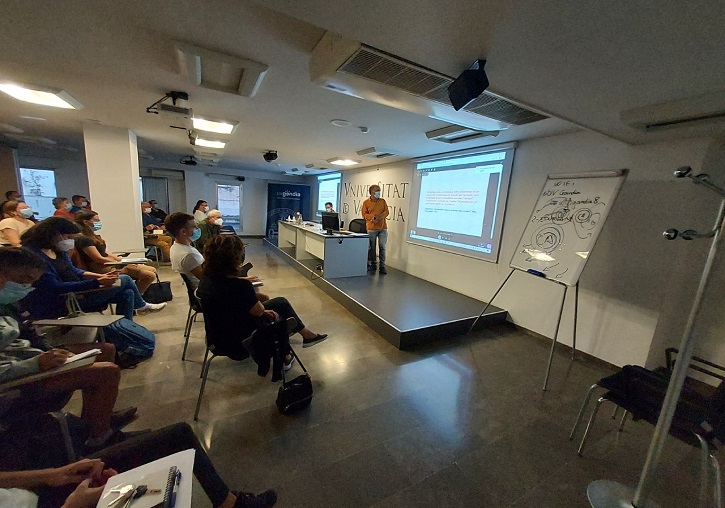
[277,221,368,279]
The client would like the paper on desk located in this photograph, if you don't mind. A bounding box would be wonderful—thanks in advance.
[65,348,101,364]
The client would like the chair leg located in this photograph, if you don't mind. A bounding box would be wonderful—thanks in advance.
[48,412,76,463]
[182,307,193,361]
[570,383,599,441]
[578,396,606,456]
[200,347,209,378]
[611,405,619,419]
[696,434,710,508]
[712,453,722,508]
[617,410,628,432]
[194,354,216,421]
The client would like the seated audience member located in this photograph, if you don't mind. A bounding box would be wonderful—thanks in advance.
[69,195,88,214]
[73,211,157,295]
[20,218,166,320]
[197,235,328,350]
[147,199,167,222]
[0,247,137,451]
[5,190,21,202]
[52,197,74,219]
[141,202,172,262]
[0,423,277,508]
[193,199,209,224]
[324,202,334,213]
[167,213,267,301]
[0,201,35,247]
[195,209,223,253]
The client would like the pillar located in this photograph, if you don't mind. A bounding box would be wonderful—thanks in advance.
[83,124,144,252]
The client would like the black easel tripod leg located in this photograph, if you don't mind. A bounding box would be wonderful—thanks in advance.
[542,283,568,391]
[468,268,515,334]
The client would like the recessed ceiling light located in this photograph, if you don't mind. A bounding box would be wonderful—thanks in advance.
[191,117,239,135]
[0,83,82,109]
[19,115,46,121]
[327,157,360,166]
[330,119,350,127]
[193,136,226,150]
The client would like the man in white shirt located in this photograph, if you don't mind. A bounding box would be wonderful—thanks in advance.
[166,213,204,288]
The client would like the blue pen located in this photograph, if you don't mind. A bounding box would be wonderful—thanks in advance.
[170,470,181,508]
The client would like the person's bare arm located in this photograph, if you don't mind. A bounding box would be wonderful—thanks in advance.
[248,300,278,321]
[82,245,120,264]
[0,459,104,489]
[190,265,203,280]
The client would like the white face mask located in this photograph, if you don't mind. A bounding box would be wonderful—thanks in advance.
[80,201,88,207]
[64,202,72,211]
[213,218,223,226]
[143,208,152,214]
[55,239,75,252]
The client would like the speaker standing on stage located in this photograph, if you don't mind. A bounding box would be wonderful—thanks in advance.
[361,184,389,275]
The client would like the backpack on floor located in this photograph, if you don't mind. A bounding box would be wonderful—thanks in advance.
[102,318,155,359]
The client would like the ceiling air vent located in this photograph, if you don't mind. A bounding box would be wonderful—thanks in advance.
[425,125,500,144]
[310,31,548,131]
[621,91,725,132]
[357,147,399,159]
[174,41,268,97]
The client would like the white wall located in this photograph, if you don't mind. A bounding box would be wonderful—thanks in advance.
[340,131,719,368]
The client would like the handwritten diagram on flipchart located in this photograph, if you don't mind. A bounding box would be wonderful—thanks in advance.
[510,170,628,286]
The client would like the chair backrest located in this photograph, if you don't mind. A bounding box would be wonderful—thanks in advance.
[180,274,202,312]
[349,218,367,233]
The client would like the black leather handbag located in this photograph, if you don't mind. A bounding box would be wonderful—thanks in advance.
[143,274,173,304]
[276,353,313,414]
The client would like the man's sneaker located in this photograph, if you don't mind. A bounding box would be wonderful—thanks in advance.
[136,302,167,315]
[302,333,328,348]
[233,489,277,508]
[367,264,377,272]
[379,267,387,275]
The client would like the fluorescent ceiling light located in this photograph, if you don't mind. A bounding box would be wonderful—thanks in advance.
[327,158,360,166]
[191,117,238,135]
[0,83,82,109]
[194,137,226,150]
[425,125,499,143]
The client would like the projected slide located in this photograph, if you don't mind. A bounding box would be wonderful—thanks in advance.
[317,173,341,213]
[407,147,514,263]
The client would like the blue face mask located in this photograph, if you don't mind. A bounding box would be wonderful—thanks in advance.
[374,191,381,199]
[0,281,35,304]
[92,221,103,231]
[190,228,202,242]
[19,208,34,218]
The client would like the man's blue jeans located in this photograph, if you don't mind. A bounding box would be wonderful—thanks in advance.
[368,229,387,269]
[78,274,146,320]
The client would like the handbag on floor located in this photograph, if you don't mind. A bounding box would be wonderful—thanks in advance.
[143,274,173,304]
[102,318,155,359]
[276,350,313,414]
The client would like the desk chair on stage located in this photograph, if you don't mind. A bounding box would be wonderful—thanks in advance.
[348,218,367,233]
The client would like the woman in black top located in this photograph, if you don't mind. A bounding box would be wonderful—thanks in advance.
[196,236,328,359]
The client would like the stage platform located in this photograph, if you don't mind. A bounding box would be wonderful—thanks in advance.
[265,238,508,349]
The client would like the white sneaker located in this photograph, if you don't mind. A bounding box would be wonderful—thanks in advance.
[136,302,167,315]
[284,355,295,372]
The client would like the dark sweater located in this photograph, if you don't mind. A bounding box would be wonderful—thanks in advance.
[23,247,99,319]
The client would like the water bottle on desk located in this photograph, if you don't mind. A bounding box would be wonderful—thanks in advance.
[295,212,302,224]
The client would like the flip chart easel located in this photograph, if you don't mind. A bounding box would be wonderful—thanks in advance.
[469,169,628,390]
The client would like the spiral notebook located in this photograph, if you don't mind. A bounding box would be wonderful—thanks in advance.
[96,449,194,508]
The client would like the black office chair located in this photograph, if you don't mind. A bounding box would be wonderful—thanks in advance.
[570,349,725,507]
[179,274,202,361]
[348,218,367,233]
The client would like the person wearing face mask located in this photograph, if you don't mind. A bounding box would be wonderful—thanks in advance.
[0,201,36,247]
[52,197,75,219]
[147,199,167,222]
[0,246,141,451]
[69,195,89,214]
[195,209,224,254]
[141,202,172,262]
[19,218,166,321]
[361,184,390,275]
[73,211,158,295]
[324,202,335,213]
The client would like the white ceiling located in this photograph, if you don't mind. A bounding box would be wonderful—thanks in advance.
[0,0,722,175]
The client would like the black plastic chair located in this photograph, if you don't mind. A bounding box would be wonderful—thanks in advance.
[179,274,202,361]
[348,218,367,233]
[570,349,725,507]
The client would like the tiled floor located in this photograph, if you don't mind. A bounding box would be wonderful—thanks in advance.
[79,240,705,507]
